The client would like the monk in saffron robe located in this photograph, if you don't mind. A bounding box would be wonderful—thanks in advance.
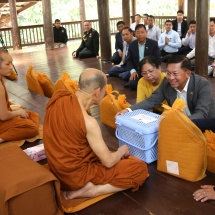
[0,50,40,143]
[44,68,148,200]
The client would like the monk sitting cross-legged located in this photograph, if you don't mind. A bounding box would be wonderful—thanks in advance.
[0,50,40,143]
[43,68,148,200]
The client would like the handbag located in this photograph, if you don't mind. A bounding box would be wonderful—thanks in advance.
[100,84,130,128]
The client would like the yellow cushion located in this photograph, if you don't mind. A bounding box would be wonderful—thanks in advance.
[6,69,18,81]
[54,72,78,93]
[36,72,54,98]
[157,99,207,182]
[25,66,44,95]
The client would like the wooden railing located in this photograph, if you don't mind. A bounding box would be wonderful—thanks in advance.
[0,16,187,49]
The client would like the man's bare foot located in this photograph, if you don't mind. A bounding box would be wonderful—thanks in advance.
[63,182,95,200]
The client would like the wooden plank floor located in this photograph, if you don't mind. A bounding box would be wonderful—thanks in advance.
[4,43,215,215]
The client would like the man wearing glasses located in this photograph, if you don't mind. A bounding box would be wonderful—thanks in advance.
[117,55,215,120]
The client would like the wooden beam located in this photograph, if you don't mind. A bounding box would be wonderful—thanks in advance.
[122,0,130,26]
[187,0,196,23]
[97,0,111,61]
[42,0,54,50]
[131,0,136,23]
[8,0,22,50]
[79,0,86,32]
[195,0,209,77]
[178,0,185,10]
[17,2,38,14]
[1,0,40,3]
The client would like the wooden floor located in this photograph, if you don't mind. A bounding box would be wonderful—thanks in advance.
[5,43,215,215]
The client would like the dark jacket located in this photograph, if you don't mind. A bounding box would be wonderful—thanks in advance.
[53,26,68,44]
[172,19,188,39]
[76,28,99,56]
[115,32,123,52]
[130,73,215,119]
[126,38,161,72]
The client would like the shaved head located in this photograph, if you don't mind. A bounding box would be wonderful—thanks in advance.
[78,68,107,93]
[0,50,10,66]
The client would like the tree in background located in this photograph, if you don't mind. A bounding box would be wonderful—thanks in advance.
[17,0,214,26]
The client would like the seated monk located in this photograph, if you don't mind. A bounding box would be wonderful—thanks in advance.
[43,68,148,200]
[0,50,40,143]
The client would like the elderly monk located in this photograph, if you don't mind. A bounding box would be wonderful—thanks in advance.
[44,68,148,200]
[0,50,40,143]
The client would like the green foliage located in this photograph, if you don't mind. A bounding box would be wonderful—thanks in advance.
[17,0,215,26]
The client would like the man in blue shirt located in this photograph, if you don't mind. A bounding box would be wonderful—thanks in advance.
[158,20,181,61]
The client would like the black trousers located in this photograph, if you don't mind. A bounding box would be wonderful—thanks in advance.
[192,118,215,132]
[78,48,96,59]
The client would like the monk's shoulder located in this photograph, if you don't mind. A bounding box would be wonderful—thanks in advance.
[83,112,98,129]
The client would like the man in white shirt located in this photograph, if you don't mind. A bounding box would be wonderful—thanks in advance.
[147,15,161,41]
[178,20,196,55]
[142,13,149,30]
[130,14,143,32]
[158,20,181,61]
[186,18,215,74]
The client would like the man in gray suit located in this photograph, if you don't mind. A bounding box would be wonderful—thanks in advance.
[117,55,215,120]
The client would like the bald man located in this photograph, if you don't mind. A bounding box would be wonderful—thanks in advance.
[0,50,40,143]
[44,68,148,200]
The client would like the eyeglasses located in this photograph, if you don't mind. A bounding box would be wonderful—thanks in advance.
[166,72,181,77]
[141,68,156,77]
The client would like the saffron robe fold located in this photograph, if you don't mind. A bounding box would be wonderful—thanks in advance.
[0,78,40,141]
[44,89,148,192]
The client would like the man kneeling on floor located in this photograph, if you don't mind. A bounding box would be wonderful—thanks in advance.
[44,68,148,200]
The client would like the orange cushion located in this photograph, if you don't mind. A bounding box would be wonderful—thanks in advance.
[54,72,78,93]
[157,100,207,182]
[25,66,44,95]
[203,130,215,173]
[100,84,131,128]
[36,72,54,98]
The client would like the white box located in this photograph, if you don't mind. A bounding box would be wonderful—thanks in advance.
[23,143,46,162]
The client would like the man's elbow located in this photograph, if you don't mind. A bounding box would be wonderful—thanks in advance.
[101,159,116,168]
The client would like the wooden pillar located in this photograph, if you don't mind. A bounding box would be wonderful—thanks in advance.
[131,0,136,23]
[195,0,209,77]
[97,0,111,61]
[8,0,22,50]
[122,0,130,26]
[178,0,185,10]
[42,0,54,50]
[79,0,86,32]
[187,0,196,22]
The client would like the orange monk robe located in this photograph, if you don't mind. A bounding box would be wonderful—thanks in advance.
[0,78,40,141]
[44,89,148,192]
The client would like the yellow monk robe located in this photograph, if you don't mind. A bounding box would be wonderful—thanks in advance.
[44,89,148,191]
[0,78,40,141]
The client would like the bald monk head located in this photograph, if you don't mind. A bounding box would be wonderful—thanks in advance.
[77,68,107,105]
[0,50,13,78]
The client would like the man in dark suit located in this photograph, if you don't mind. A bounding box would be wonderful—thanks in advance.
[111,21,125,64]
[172,10,188,39]
[117,55,215,120]
[126,24,161,89]
[72,21,99,59]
